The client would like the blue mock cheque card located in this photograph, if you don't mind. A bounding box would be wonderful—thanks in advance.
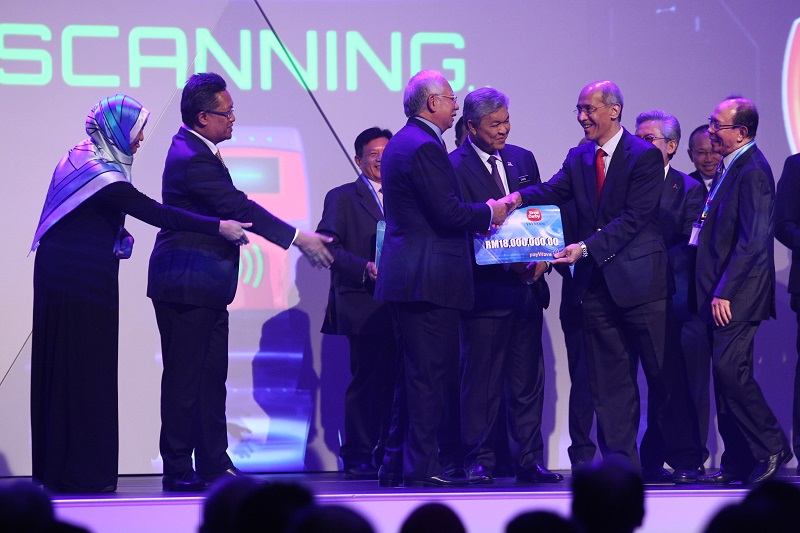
[375,220,385,268]
[474,205,564,265]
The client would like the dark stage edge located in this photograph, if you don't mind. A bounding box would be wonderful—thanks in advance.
[4,470,799,533]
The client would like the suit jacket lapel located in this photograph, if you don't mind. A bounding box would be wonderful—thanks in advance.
[355,176,384,222]
[661,168,677,210]
[410,117,446,153]
[582,146,599,219]
[500,149,520,193]
[461,141,502,198]
[705,147,751,220]
[604,132,631,196]
[183,127,232,179]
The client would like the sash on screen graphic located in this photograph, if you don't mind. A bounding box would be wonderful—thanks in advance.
[474,205,564,265]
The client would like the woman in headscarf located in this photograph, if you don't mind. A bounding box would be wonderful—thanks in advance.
[30,94,250,493]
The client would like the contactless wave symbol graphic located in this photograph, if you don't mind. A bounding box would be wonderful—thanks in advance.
[238,243,264,288]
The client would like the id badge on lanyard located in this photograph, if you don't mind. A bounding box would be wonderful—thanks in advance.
[689,222,701,246]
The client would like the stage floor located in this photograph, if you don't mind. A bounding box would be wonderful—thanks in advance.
[4,470,798,533]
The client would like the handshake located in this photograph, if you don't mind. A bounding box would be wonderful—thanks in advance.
[486,191,523,226]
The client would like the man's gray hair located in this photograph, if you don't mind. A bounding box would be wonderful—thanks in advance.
[595,80,624,121]
[635,110,682,143]
[403,70,446,118]
[463,87,509,127]
[635,110,681,160]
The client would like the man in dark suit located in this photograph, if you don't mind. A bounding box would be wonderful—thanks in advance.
[374,70,511,487]
[776,152,800,475]
[316,127,398,480]
[634,110,708,481]
[695,97,791,484]
[449,87,562,485]
[504,80,701,481]
[687,125,722,192]
[147,72,334,492]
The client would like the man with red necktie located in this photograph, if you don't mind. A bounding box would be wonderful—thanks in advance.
[504,80,702,481]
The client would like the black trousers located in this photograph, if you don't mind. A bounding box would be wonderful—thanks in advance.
[679,315,712,465]
[153,301,234,478]
[582,274,701,470]
[385,302,462,480]
[339,332,399,468]
[712,320,788,475]
[460,304,545,472]
[560,303,598,465]
[790,294,800,461]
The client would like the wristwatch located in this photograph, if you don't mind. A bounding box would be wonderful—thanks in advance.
[578,241,588,258]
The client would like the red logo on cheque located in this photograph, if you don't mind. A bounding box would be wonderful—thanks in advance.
[527,209,542,221]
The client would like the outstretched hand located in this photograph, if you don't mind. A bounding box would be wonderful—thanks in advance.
[551,243,583,265]
[294,231,334,269]
[501,191,523,211]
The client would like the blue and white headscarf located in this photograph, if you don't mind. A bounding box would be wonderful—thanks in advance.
[31,94,150,251]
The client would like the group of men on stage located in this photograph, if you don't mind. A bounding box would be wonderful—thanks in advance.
[318,70,800,489]
[153,68,800,491]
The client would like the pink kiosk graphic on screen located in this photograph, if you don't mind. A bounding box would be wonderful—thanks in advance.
[221,126,310,311]
[219,126,313,472]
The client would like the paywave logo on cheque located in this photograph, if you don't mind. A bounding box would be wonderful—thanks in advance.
[783,17,800,153]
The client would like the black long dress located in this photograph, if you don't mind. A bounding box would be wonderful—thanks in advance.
[31,181,219,493]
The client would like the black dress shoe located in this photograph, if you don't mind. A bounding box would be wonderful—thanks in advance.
[748,448,792,484]
[163,471,210,492]
[344,463,379,480]
[697,469,745,485]
[672,468,698,484]
[377,465,402,488]
[642,466,672,483]
[404,472,469,487]
[467,466,494,484]
[571,461,592,476]
[517,464,564,483]
[202,466,245,483]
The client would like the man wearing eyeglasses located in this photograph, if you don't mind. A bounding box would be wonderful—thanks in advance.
[148,72,334,491]
[503,81,702,480]
[634,110,708,483]
[374,70,512,488]
[687,125,722,192]
[694,97,791,485]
